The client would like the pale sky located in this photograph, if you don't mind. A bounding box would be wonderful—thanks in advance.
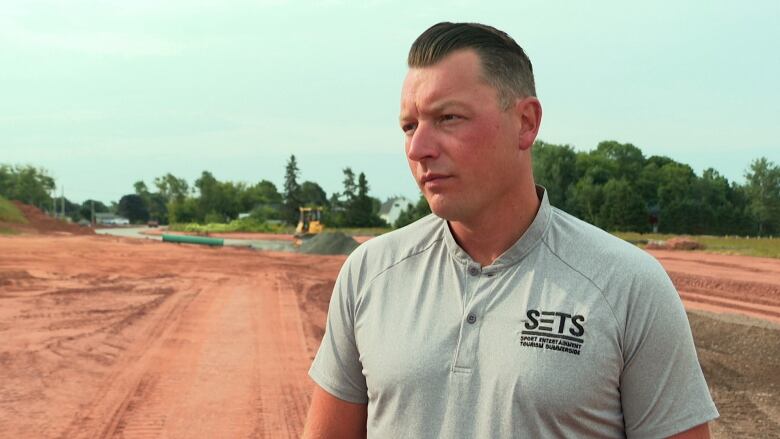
[2,0,778,205]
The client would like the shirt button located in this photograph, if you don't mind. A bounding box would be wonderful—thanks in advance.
[468,266,480,276]
[467,313,477,324]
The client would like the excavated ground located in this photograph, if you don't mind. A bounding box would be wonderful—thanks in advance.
[0,235,777,438]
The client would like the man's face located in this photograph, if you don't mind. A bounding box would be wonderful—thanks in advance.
[400,49,525,223]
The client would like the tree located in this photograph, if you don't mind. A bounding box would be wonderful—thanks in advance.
[597,179,647,231]
[300,181,328,207]
[330,169,385,227]
[283,155,302,224]
[341,167,357,203]
[147,193,169,223]
[79,200,109,223]
[133,180,150,197]
[240,180,283,220]
[744,157,780,235]
[154,173,189,203]
[55,197,83,221]
[593,141,645,180]
[394,194,432,228]
[346,172,385,227]
[531,141,577,209]
[239,180,282,211]
[168,197,199,224]
[656,162,699,233]
[568,176,604,226]
[255,180,283,205]
[323,168,358,227]
[192,174,241,223]
[117,194,150,223]
[691,168,750,235]
[0,165,56,209]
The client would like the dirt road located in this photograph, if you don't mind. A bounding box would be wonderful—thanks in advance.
[0,235,343,438]
[649,250,780,324]
[1,234,778,438]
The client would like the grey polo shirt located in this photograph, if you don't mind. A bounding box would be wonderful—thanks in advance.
[309,188,718,438]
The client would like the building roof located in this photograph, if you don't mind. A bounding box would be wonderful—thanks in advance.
[379,197,412,216]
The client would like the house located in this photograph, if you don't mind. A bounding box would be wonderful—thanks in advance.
[379,197,413,226]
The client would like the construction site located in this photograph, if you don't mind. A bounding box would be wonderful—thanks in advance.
[1,202,779,438]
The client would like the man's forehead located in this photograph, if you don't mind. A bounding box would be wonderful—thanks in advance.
[400,57,489,117]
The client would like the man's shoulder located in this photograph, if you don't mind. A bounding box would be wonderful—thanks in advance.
[344,214,445,281]
[544,208,665,291]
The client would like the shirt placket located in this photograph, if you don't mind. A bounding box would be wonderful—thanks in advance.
[452,262,496,372]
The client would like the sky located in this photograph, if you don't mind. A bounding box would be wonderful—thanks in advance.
[1,0,778,205]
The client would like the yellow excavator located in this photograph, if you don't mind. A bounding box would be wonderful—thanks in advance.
[295,207,324,237]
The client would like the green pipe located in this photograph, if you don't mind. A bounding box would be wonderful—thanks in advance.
[162,234,224,247]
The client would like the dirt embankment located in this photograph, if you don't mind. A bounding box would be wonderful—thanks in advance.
[1,201,93,235]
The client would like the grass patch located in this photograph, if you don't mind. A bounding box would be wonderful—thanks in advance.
[0,196,27,224]
[330,227,393,236]
[0,225,20,235]
[167,222,392,237]
[168,218,291,234]
[613,232,780,259]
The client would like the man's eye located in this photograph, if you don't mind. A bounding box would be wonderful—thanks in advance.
[440,114,460,122]
[402,123,417,133]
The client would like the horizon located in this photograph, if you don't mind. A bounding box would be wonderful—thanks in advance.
[2,0,778,205]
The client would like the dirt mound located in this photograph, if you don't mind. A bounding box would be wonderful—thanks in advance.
[7,201,94,235]
[667,236,705,250]
[299,232,359,255]
[645,236,704,250]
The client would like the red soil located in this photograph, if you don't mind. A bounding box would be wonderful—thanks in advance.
[0,235,776,437]
[2,201,94,235]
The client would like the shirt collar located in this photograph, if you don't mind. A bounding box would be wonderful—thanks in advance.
[441,185,552,270]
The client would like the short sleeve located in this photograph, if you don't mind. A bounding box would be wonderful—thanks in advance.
[308,257,369,404]
[620,261,719,438]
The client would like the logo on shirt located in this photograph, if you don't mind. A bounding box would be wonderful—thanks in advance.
[519,309,585,356]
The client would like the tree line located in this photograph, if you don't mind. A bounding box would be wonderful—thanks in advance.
[114,155,386,228]
[1,142,778,235]
[529,140,779,236]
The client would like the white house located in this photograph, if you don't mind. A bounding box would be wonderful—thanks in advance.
[379,196,413,226]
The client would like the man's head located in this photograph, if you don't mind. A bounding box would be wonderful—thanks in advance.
[400,22,542,223]
[408,22,537,109]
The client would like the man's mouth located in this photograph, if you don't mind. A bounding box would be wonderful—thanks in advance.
[421,173,450,184]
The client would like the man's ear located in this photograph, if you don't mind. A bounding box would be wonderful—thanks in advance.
[515,97,542,151]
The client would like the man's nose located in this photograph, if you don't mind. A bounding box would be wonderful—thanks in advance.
[406,122,439,162]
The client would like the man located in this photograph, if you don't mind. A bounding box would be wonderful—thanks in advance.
[303,22,718,438]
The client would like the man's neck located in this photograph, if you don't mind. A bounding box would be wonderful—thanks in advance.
[449,185,541,267]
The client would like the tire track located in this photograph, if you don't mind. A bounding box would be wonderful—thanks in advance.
[680,291,780,324]
[62,271,314,438]
[249,273,312,438]
[57,279,202,439]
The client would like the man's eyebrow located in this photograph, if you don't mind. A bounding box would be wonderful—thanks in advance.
[427,99,469,113]
[399,112,414,123]
[401,100,469,121]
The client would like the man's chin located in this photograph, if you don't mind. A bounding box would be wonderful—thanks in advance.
[427,197,465,222]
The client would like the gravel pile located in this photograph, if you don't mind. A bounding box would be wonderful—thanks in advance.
[299,232,359,255]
